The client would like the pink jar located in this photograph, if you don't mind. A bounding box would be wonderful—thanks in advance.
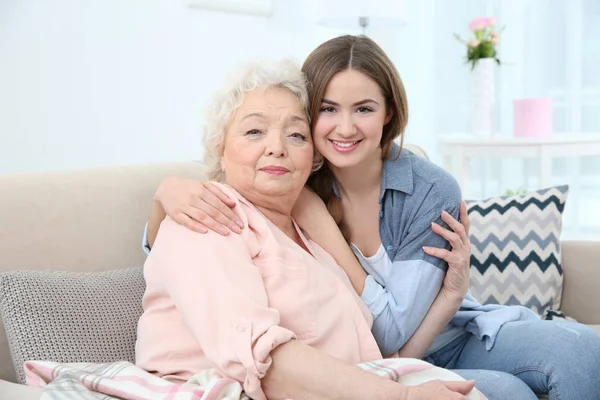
[513,98,553,138]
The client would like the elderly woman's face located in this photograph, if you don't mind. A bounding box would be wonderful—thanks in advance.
[220,87,313,199]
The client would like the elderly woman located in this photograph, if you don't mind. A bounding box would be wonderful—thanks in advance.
[135,60,480,400]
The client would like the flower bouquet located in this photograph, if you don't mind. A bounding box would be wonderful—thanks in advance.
[455,17,503,70]
[455,17,504,137]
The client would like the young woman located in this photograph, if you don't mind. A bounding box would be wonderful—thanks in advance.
[144,36,600,399]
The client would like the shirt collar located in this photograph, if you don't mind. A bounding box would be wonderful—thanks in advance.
[331,142,414,200]
[381,142,414,197]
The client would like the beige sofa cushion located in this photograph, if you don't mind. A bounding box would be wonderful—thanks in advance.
[560,241,600,324]
[0,162,207,383]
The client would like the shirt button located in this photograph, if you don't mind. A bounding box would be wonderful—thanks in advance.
[379,211,384,218]
[386,245,393,252]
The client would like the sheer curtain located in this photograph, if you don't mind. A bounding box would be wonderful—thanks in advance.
[424,0,600,239]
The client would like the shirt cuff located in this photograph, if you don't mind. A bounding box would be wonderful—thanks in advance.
[238,324,296,400]
[361,275,387,318]
[142,222,151,255]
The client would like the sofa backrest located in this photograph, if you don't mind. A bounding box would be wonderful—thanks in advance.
[0,161,207,383]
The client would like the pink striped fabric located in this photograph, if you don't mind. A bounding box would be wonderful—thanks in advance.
[24,359,485,400]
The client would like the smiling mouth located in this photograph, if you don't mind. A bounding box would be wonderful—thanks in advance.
[329,139,362,152]
[259,166,290,175]
[330,140,361,148]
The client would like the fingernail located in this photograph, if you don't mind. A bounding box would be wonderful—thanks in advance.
[442,210,449,216]
[219,226,229,235]
[232,224,242,233]
[236,220,244,228]
[198,227,207,234]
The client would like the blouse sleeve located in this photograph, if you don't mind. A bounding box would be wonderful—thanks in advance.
[149,214,295,400]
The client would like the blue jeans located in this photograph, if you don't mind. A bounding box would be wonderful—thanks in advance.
[423,321,600,400]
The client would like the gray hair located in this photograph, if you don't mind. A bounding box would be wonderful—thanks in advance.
[202,59,312,181]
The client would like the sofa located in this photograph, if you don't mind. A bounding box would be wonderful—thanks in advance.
[1,149,599,399]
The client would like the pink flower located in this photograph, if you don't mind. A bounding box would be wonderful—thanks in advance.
[468,39,480,47]
[492,31,498,38]
[468,17,496,31]
[492,38,500,45]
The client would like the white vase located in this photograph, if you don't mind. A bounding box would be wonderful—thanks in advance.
[471,58,495,137]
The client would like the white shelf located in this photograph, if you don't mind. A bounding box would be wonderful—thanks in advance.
[438,133,600,146]
[438,133,600,197]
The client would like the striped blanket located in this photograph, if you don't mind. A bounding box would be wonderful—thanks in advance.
[25,358,485,399]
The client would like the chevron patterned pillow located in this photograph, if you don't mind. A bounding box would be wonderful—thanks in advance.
[466,185,569,320]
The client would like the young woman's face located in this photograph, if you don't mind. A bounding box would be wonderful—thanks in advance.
[312,69,391,170]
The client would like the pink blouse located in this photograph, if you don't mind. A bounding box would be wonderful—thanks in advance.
[135,183,382,400]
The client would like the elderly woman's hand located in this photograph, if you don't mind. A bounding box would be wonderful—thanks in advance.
[405,379,476,400]
[155,177,244,235]
[422,201,471,302]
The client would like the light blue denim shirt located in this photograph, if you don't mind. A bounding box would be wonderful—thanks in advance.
[338,144,538,356]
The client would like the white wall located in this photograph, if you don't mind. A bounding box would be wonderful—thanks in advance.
[1,0,598,237]
[0,0,438,174]
[0,0,279,172]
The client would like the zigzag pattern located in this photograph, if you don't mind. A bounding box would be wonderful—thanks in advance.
[466,185,568,210]
[470,267,562,300]
[467,195,566,217]
[470,276,562,311]
[470,224,560,244]
[470,263,564,311]
[469,213,562,235]
[480,294,553,316]
[470,237,560,263]
[470,262,562,281]
[466,185,567,203]
[470,252,562,274]
[470,230,560,250]
[466,185,569,318]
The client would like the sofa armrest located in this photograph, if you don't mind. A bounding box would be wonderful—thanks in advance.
[0,379,43,400]
[560,241,600,324]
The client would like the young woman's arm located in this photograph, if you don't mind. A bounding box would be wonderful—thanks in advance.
[395,204,471,358]
[292,188,470,359]
[363,183,466,356]
[291,187,369,294]
[145,177,243,249]
[395,287,463,359]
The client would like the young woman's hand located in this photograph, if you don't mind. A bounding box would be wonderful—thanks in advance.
[154,177,244,235]
[404,379,476,400]
[423,201,471,302]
